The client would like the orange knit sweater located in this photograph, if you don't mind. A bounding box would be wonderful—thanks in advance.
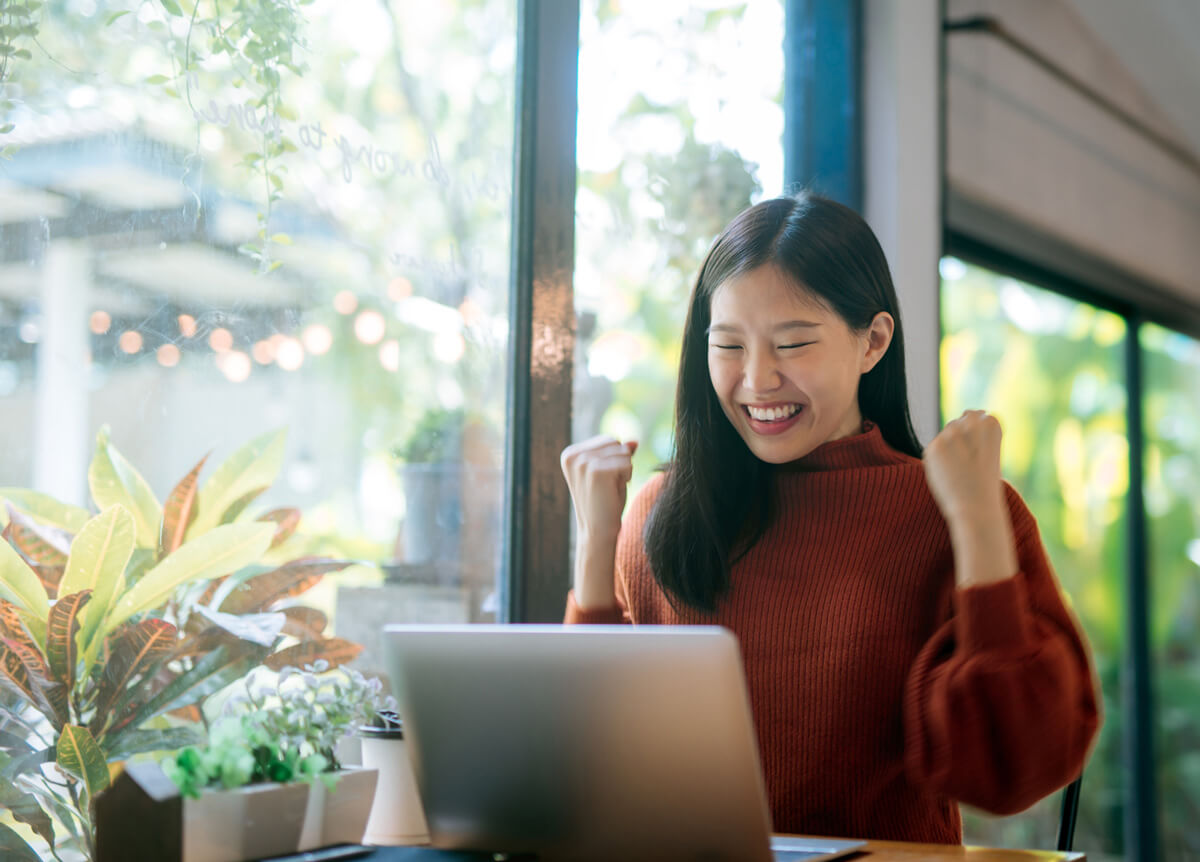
[564,424,1100,844]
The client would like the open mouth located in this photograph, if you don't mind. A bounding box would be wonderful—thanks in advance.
[743,403,803,423]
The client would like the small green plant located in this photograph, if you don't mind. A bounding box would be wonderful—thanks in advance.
[0,427,362,860]
[396,408,466,464]
[163,660,394,798]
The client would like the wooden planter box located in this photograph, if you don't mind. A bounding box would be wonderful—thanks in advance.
[96,762,378,862]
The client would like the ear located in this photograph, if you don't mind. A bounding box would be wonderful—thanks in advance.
[860,312,894,374]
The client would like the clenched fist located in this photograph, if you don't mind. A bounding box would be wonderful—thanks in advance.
[560,436,638,609]
[923,410,1018,588]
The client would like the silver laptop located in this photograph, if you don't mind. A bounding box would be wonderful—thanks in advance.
[383,624,865,862]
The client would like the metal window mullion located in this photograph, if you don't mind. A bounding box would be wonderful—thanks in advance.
[1125,317,1160,862]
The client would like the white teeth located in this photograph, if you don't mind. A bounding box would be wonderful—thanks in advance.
[746,404,801,422]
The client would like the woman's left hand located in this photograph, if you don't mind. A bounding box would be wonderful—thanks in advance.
[922,409,1006,523]
[923,410,1018,588]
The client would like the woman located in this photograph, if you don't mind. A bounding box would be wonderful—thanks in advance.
[560,193,1100,844]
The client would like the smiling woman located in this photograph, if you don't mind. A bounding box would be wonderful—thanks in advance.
[560,192,1100,846]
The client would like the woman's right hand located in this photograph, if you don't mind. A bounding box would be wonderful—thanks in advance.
[560,436,638,609]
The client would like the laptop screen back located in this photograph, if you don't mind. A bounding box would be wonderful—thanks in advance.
[383,624,777,862]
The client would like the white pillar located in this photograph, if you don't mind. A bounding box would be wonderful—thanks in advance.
[863,0,942,445]
[34,240,91,506]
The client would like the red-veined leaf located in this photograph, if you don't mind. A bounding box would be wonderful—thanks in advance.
[219,486,267,526]
[0,599,30,641]
[4,505,71,566]
[257,507,301,549]
[107,644,265,738]
[280,606,328,641]
[33,564,64,599]
[0,637,66,728]
[263,637,363,672]
[219,557,354,614]
[89,619,178,729]
[168,705,202,723]
[46,590,92,689]
[158,453,208,559]
[56,725,110,798]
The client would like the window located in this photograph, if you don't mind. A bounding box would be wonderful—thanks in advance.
[573,0,785,492]
[941,257,1127,861]
[1142,323,1200,861]
[1,0,518,683]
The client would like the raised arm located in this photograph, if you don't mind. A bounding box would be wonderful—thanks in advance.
[560,436,637,623]
[906,411,1101,813]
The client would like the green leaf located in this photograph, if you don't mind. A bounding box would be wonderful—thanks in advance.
[0,124,14,135]
[269,232,292,245]
[46,590,91,690]
[0,747,53,786]
[189,430,287,538]
[0,538,49,619]
[105,10,132,25]
[57,725,110,798]
[102,725,205,761]
[59,506,135,677]
[0,489,89,532]
[159,453,208,559]
[106,522,275,632]
[88,427,163,548]
[219,486,267,526]
[158,0,183,15]
[0,822,41,862]
[109,645,264,738]
[145,74,170,85]
[0,779,55,854]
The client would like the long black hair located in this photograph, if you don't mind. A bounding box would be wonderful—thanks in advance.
[643,192,922,613]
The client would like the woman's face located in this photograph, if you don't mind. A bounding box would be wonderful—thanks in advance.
[706,265,892,465]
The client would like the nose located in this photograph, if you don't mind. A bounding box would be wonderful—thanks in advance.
[742,347,781,393]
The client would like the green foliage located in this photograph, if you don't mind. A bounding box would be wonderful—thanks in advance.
[0,0,39,86]
[396,408,466,464]
[0,427,363,859]
[163,662,394,799]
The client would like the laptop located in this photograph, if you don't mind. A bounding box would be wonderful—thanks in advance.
[383,624,865,862]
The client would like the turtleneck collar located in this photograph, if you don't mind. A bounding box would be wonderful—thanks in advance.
[774,421,914,472]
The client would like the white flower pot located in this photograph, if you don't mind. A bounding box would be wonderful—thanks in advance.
[297,767,379,851]
[180,768,378,862]
[182,780,310,862]
[360,724,430,845]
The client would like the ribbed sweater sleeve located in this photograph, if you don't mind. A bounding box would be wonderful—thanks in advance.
[903,484,1101,815]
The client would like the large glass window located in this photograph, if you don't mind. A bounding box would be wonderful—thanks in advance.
[572,0,785,493]
[1142,323,1200,861]
[1,0,517,681]
[940,257,1127,861]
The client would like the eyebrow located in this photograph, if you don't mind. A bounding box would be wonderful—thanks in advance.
[707,320,822,334]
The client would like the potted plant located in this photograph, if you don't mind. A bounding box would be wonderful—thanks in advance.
[0,427,363,860]
[391,408,501,576]
[135,661,391,861]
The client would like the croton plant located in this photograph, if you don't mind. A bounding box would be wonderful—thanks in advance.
[0,428,362,861]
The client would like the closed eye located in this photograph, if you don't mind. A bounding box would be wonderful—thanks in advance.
[710,344,742,351]
[779,342,815,350]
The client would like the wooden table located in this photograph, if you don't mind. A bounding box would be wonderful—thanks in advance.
[844,838,1085,861]
[354,840,1086,860]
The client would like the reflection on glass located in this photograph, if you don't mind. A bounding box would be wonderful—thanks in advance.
[573,0,785,495]
[0,0,516,678]
[941,258,1127,861]
[1141,323,1200,861]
